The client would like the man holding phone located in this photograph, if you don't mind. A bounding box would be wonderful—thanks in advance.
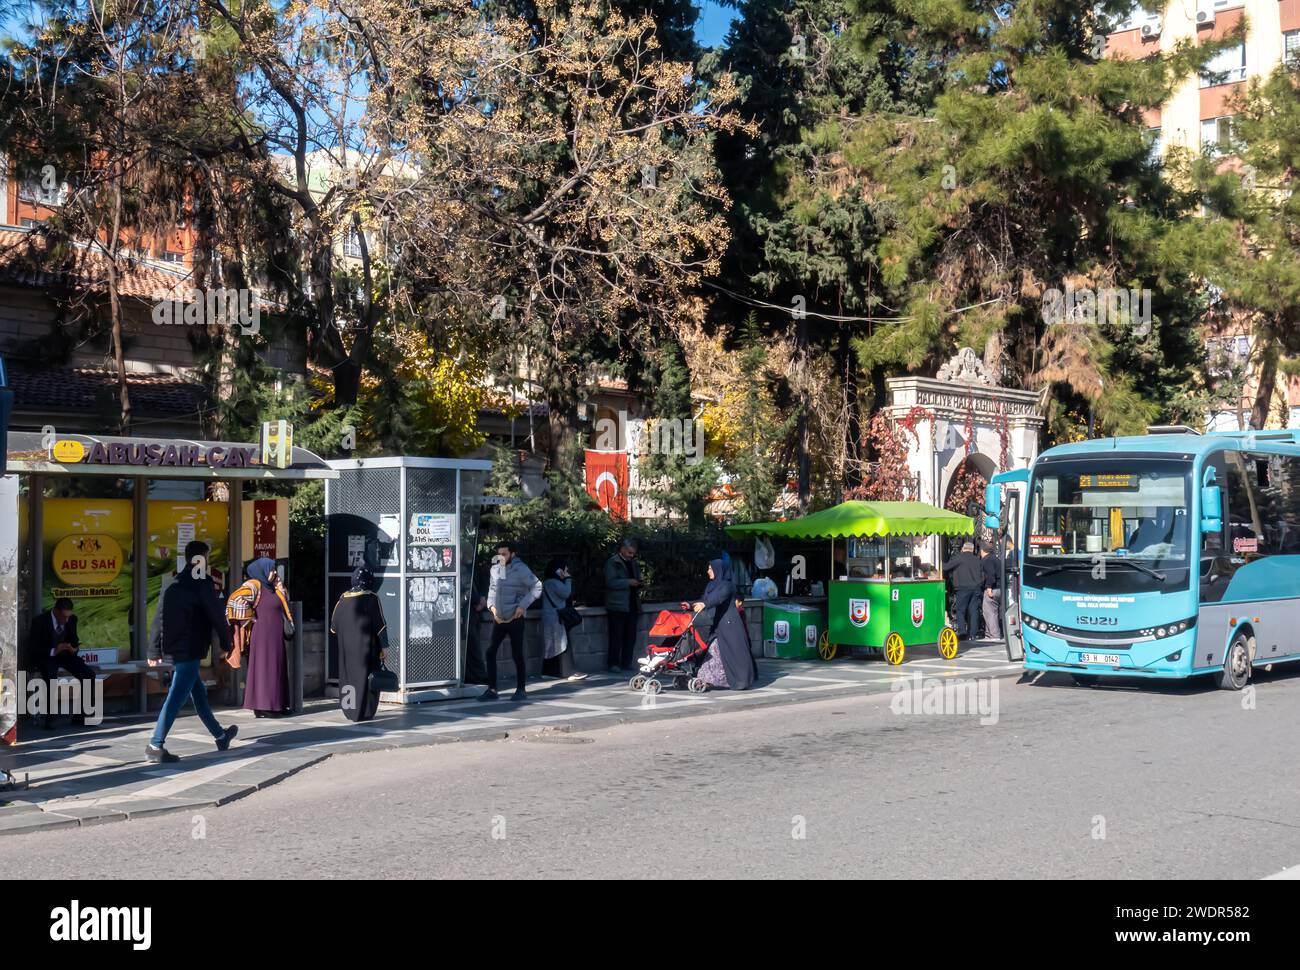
[603,538,643,671]
[27,598,92,729]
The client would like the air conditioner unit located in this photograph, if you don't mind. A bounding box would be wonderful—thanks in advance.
[1140,20,1162,39]
[1196,10,1215,26]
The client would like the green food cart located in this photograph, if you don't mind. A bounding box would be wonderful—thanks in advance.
[729,500,975,665]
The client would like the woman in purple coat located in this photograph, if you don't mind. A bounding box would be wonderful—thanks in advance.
[243,557,293,718]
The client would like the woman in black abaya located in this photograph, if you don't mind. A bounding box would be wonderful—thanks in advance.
[682,558,756,691]
[331,567,389,722]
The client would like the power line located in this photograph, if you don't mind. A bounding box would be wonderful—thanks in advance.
[702,280,1004,324]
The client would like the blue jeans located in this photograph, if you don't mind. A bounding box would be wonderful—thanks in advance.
[151,660,223,747]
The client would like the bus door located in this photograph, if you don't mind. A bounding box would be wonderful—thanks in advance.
[1001,487,1024,662]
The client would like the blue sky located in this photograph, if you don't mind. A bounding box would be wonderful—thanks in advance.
[0,3,738,54]
[696,1,737,48]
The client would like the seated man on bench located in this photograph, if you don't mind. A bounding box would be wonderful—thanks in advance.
[27,597,93,729]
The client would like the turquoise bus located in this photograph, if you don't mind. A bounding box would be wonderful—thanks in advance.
[984,427,1300,690]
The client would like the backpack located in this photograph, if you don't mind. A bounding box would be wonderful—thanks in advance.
[224,578,293,668]
[224,579,263,669]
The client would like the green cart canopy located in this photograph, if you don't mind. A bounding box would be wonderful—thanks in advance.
[726,500,974,540]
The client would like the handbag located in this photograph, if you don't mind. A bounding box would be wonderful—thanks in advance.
[368,666,399,694]
[546,586,582,631]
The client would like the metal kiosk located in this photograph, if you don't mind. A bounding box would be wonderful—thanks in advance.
[325,457,492,701]
[730,500,974,665]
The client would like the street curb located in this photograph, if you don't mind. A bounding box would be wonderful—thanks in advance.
[0,667,1023,836]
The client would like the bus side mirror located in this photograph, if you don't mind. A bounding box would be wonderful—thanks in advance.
[1200,483,1222,534]
[983,483,1001,530]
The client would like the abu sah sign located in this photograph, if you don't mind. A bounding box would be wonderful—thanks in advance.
[55,439,257,469]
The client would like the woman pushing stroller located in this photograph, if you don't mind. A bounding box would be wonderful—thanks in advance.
[680,558,757,691]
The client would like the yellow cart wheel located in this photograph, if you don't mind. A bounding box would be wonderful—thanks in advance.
[938,627,959,660]
[884,632,905,666]
[817,630,838,661]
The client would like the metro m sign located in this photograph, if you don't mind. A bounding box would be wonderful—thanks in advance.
[261,420,293,470]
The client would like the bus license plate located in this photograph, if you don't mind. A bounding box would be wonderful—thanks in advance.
[1080,653,1121,665]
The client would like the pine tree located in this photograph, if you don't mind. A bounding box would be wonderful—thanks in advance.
[842,0,1215,437]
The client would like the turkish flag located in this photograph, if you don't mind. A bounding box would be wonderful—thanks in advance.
[585,450,629,521]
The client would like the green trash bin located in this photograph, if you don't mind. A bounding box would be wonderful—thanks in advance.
[763,601,826,660]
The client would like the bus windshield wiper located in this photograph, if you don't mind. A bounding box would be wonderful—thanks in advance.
[1100,557,1166,581]
[1033,561,1089,577]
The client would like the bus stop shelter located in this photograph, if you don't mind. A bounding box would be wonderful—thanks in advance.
[0,429,337,736]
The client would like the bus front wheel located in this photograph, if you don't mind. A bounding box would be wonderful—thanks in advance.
[1218,636,1251,691]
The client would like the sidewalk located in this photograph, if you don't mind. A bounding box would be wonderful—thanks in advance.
[0,642,1020,835]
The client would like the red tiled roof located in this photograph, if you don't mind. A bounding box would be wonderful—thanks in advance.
[0,227,199,302]
[9,363,207,418]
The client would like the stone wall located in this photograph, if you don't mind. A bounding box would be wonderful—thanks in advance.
[300,598,812,693]
[468,599,769,682]
[302,620,326,697]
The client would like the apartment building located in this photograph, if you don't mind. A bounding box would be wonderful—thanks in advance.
[1107,1,1300,430]
[0,156,306,438]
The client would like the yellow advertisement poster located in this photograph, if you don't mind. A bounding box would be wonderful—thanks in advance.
[146,502,229,664]
[41,499,230,655]
[43,499,134,649]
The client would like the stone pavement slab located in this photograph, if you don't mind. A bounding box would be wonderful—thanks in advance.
[0,642,1021,835]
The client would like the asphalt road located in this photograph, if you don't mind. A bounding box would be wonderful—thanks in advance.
[4,665,1300,879]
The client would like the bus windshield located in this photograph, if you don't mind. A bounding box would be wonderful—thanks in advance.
[1024,458,1192,593]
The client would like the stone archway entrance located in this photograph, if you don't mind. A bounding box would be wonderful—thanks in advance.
[944,452,997,520]
[886,347,1046,511]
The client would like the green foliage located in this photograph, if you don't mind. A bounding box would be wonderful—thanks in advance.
[729,315,798,519]
[1183,63,1300,427]
[637,338,718,526]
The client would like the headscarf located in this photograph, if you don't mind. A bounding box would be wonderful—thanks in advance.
[350,565,374,592]
[543,557,567,580]
[246,557,276,586]
[705,557,733,593]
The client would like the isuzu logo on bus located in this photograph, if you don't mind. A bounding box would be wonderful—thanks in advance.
[1078,616,1118,626]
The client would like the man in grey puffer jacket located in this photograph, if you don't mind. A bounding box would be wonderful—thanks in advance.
[480,541,543,702]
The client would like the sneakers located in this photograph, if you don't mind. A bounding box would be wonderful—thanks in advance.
[567,672,589,682]
[215,725,238,751]
[145,744,179,764]
[511,688,527,702]
[476,688,500,702]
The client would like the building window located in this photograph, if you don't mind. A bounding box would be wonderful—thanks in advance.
[1145,127,1162,162]
[17,174,66,206]
[342,227,364,259]
[1200,42,1246,87]
[161,250,184,263]
[1112,4,1161,33]
[20,217,38,228]
[1206,334,1250,377]
[1200,116,1233,157]
[1285,30,1300,69]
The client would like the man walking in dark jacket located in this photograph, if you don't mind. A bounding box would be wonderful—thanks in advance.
[943,540,984,640]
[145,540,238,763]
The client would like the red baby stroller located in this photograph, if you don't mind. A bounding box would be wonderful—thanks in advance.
[629,609,710,695]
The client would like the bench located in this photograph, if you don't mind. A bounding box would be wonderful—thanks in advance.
[50,660,206,716]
